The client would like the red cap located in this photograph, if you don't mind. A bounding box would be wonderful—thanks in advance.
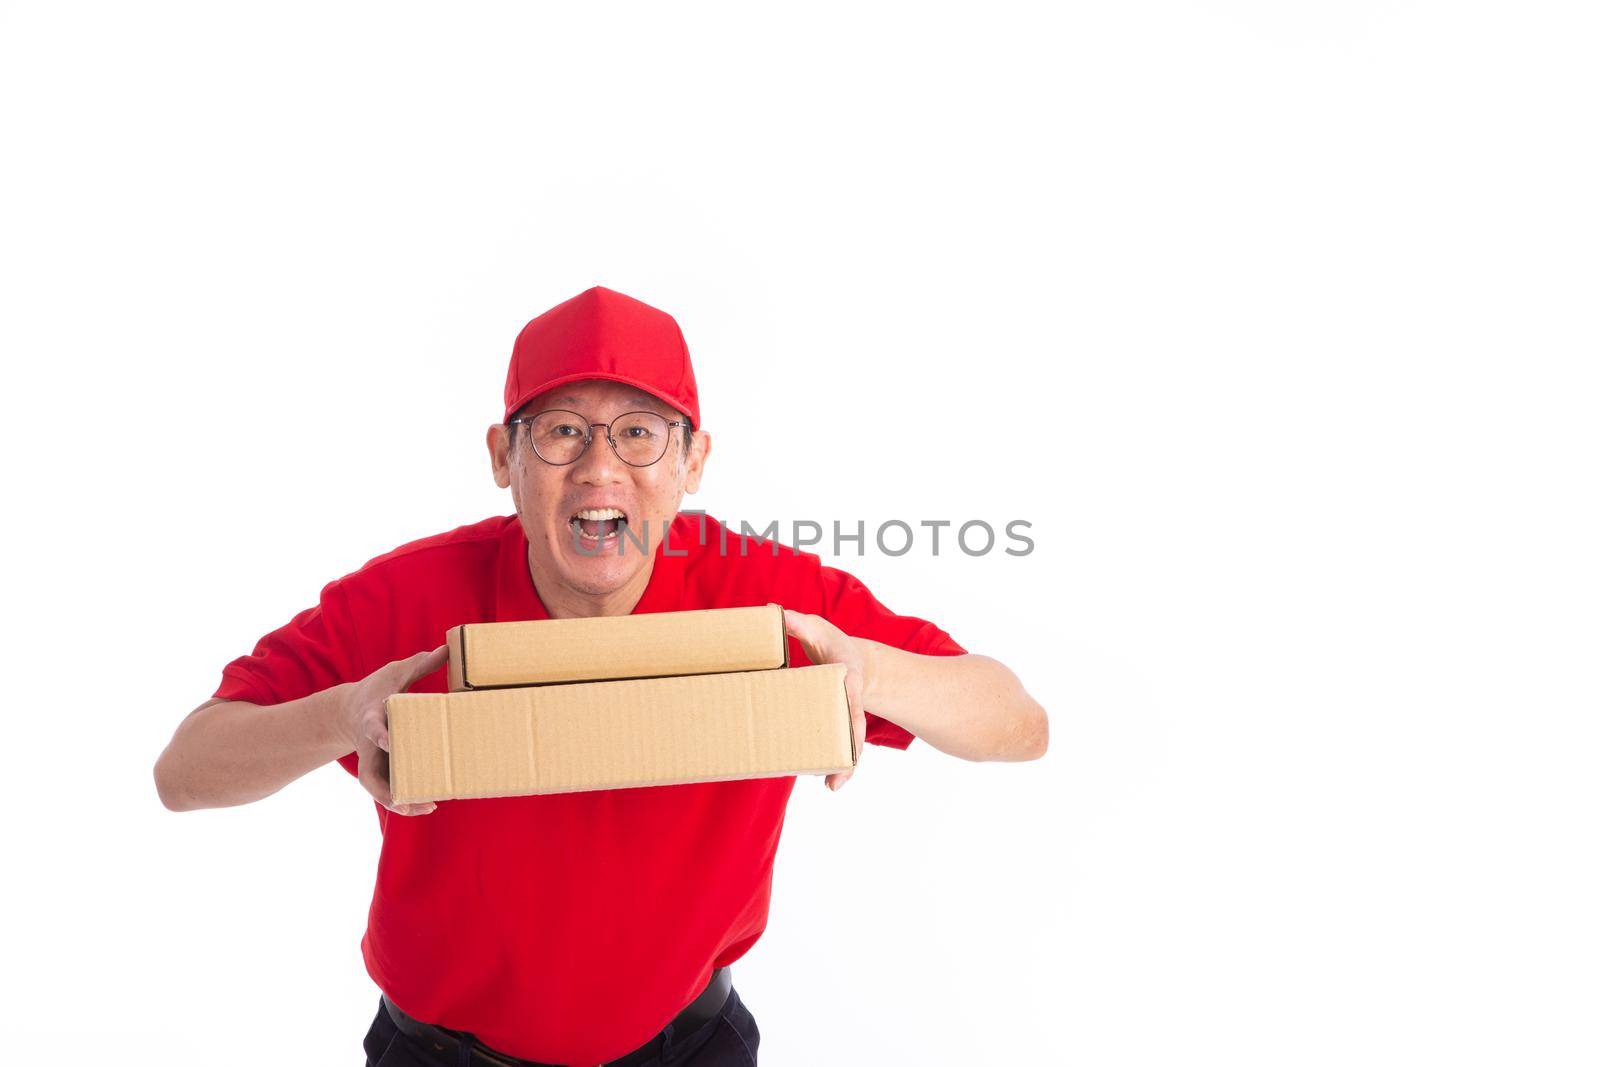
[503,286,701,428]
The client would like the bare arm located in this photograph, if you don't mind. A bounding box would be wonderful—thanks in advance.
[153,646,446,815]
[859,642,1049,763]
[154,689,352,811]
[783,610,1049,789]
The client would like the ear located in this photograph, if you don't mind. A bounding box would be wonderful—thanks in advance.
[683,429,711,494]
[487,424,512,489]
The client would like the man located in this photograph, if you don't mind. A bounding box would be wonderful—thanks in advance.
[154,285,1048,1067]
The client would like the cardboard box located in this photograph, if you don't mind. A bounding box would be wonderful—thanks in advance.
[446,603,788,691]
[387,663,854,804]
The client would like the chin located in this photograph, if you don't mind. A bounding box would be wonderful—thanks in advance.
[562,563,640,597]
[552,535,647,594]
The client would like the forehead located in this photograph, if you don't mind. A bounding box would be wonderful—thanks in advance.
[525,379,667,414]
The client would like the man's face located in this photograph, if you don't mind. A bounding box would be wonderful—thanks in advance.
[487,379,710,602]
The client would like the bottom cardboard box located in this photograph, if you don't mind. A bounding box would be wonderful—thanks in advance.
[386,663,854,804]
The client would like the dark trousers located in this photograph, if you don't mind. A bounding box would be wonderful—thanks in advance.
[362,987,761,1067]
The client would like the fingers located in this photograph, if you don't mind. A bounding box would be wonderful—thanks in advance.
[387,801,437,816]
[362,704,390,753]
[826,670,866,793]
[398,645,448,689]
[358,745,392,807]
[844,669,866,766]
[783,609,826,665]
[358,743,435,816]
[781,607,808,643]
[349,644,446,816]
[362,645,445,753]
[790,609,864,793]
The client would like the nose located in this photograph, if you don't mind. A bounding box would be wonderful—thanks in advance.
[571,423,627,485]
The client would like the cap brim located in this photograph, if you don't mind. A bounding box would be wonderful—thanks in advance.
[504,371,694,426]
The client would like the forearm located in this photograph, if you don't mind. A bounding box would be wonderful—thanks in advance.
[859,642,1048,762]
[154,685,355,811]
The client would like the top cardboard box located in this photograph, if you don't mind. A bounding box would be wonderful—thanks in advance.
[446,603,788,691]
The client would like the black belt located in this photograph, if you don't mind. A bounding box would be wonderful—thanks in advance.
[381,966,733,1067]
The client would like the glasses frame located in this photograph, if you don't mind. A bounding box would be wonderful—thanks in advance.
[506,408,690,468]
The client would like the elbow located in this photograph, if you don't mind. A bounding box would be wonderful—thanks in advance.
[987,678,1048,761]
[1026,704,1049,760]
[973,701,1048,763]
[987,662,1048,762]
[155,698,233,812]
[1011,701,1049,761]
[153,749,199,812]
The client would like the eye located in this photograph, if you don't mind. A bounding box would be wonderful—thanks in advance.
[549,422,583,438]
[620,424,654,439]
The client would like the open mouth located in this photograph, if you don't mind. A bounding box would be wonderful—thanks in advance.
[568,506,630,548]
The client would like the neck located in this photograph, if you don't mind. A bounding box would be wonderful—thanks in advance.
[526,545,656,619]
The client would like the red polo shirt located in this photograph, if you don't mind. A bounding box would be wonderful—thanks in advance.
[212,511,965,1065]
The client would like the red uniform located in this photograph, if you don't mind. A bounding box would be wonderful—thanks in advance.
[213,511,964,1064]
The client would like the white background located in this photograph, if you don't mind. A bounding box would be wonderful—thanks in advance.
[3,2,1597,1064]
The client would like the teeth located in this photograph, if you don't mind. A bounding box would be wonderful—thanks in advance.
[574,507,626,521]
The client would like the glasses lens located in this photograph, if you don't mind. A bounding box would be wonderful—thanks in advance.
[611,411,671,466]
[527,411,589,465]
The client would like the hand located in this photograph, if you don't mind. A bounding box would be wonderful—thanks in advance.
[344,645,448,816]
[782,609,868,791]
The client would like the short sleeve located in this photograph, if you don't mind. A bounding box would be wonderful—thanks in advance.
[212,578,367,776]
[815,564,968,750]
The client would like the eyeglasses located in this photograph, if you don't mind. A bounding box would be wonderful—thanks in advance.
[507,409,689,468]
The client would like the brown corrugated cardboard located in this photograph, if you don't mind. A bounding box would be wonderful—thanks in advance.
[446,603,788,691]
[388,663,854,804]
